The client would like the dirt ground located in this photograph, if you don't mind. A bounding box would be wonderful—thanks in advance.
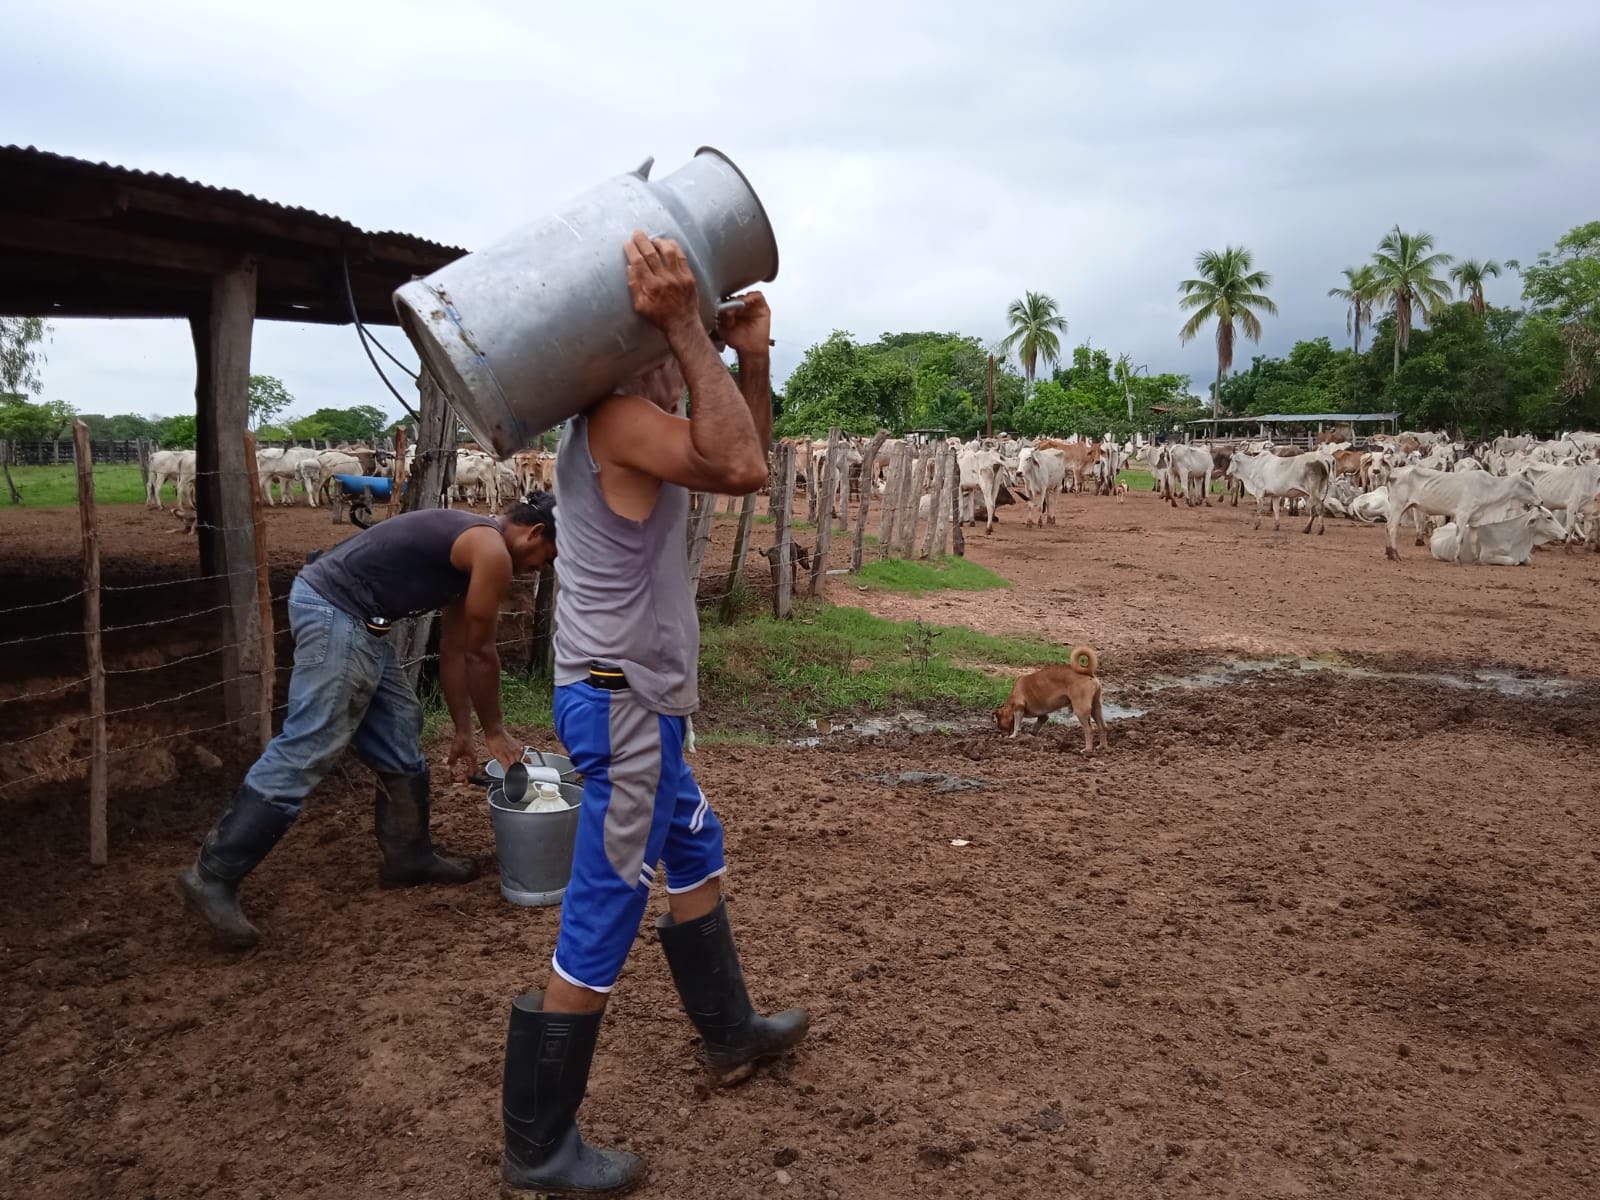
[3,487,1599,1199]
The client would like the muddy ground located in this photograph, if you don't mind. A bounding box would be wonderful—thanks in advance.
[2,487,1598,1198]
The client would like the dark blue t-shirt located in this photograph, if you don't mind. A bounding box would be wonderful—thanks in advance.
[300,508,499,620]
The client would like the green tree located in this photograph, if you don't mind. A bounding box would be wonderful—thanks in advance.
[1371,226,1454,374]
[773,332,914,437]
[0,395,75,440]
[1327,264,1381,353]
[248,374,294,429]
[997,292,1068,398]
[286,405,390,443]
[1178,246,1277,406]
[0,316,50,396]
[156,414,197,449]
[1513,221,1600,405]
[1449,258,1502,317]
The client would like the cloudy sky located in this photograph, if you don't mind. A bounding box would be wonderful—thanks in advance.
[5,0,1598,421]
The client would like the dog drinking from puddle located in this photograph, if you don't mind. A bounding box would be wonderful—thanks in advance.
[994,646,1109,753]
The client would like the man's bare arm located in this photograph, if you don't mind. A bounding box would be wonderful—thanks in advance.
[438,602,474,737]
[734,349,772,451]
[719,291,774,454]
[448,526,514,746]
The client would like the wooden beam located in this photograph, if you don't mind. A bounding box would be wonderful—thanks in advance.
[73,421,108,866]
[191,260,261,727]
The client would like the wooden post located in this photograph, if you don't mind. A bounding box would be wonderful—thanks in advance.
[241,432,274,752]
[851,429,889,571]
[190,260,260,728]
[921,444,950,559]
[804,440,822,525]
[72,422,108,866]
[877,443,903,558]
[808,431,845,597]
[0,440,20,505]
[394,371,455,688]
[136,437,151,496]
[529,564,557,677]
[719,491,757,622]
[949,444,965,557]
[896,445,924,558]
[930,443,952,556]
[770,442,797,618]
[686,489,717,594]
[388,425,408,519]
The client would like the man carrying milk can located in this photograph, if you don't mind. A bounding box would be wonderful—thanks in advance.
[496,232,808,1196]
[177,494,558,948]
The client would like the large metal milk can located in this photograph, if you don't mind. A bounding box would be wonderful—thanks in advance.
[393,147,778,458]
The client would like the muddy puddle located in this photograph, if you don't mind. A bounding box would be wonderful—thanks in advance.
[789,655,1580,745]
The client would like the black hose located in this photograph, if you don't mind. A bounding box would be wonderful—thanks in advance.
[342,254,422,423]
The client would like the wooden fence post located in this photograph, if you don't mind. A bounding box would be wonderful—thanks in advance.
[686,490,718,594]
[878,443,903,559]
[930,442,952,557]
[529,565,557,676]
[769,442,797,618]
[719,492,758,622]
[72,421,107,866]
[808,430,845,597]
[388,425,408,519]
[896,445,924,558]
[394,370,455,688]
[0,440,20,505]
[242,432,274,752]
[136,437,151,497]
[851,430,889,571]
[805,440,822,525]
[949,444,966,557]
[921,444,950,559]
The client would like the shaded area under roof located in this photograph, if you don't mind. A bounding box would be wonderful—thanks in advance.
[1187,412,1400,425]
[0,144,466,325]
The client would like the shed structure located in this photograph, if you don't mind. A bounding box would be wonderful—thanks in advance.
[0,144,465,724]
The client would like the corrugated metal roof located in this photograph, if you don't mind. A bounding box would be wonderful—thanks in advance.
[1188,412,1400,424]
[1,143,466,257]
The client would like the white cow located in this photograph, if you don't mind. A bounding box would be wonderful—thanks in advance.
[1016,447,1067,528]
[1351,486,1390,523]
[1429,507,1568,565]
[1225,451,1332,534]
[1382,465,1542,562]
[454,451,500,508]
[1164,444,1215,507]
[957,447,1006,534]
[1531,462,1600,547]
[146,449,195,510]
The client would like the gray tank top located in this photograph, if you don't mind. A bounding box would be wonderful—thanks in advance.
[301,508,499,620]
[552,415,699,715]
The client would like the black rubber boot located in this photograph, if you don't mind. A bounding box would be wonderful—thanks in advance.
[176,783,296,949]
[373,766,479,887]
[656,899,809,1087]
[501,993,646,1198]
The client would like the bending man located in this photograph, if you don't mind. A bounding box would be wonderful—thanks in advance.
[179,495,557,948]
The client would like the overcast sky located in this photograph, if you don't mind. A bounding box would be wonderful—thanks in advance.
[5,0,1598,422]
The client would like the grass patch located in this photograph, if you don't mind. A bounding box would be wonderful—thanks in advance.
[4,463,150,507]
[698,602,1056,730]
[1119,468,1154,493]
[854,555,1008,595]
[425,601,1065,743]
[753,515,815,532]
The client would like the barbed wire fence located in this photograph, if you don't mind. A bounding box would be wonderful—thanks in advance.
[0,424,290,864]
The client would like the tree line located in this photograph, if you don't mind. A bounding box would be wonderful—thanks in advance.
[1185,221,1600,436]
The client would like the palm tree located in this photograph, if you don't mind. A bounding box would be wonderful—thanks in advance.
[1370,226,1453,374]
[1327,264,1380,353]
[1449,257,1502,317]
[1178,246,1277,406]
[998,291,1068,398]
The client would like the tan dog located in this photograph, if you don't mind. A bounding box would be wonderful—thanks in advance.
[1113,481,1129,501]
[994,646,1109,753]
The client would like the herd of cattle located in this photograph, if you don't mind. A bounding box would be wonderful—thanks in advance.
[142,443,557,516]
[142,426,1600,567]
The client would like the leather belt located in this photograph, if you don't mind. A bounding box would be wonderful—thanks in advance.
[588,664,628,691]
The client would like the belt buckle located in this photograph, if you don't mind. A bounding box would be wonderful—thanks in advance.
[366,616,392,637]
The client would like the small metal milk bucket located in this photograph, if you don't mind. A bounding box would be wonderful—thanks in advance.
[393,147,779,458]
[487,779,585,907]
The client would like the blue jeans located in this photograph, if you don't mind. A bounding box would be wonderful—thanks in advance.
[243,577,425,814]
